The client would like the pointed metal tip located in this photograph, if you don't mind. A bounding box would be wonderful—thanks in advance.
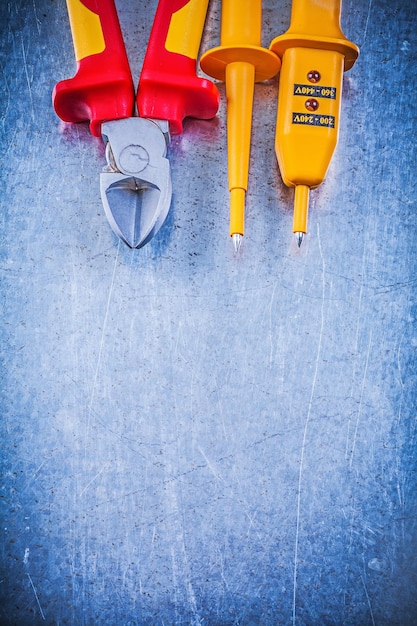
[232,233,243,253]
[295,231,304,248]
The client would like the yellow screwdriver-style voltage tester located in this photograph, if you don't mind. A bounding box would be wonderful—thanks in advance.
[200,0,280,252]
[270,0,359,246]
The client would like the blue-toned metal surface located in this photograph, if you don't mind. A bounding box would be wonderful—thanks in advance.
[1,0,416,624]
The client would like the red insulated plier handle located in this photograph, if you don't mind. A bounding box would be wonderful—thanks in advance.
[137,0,219,134]
[53,0,134,137]
[53,0,219,138]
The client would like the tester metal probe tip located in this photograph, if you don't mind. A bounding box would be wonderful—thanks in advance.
[232,233,243,253]
[230,186,245,251]
[292,184,308,247]
[295,232,304,247]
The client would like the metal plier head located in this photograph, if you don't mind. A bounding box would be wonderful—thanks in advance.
[100,118,172,249]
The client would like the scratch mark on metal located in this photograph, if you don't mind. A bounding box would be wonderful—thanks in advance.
[0,66,11,128]
[354,236,367,354]
[30,457,49,480]
[396,329,406,424]
[32,0,42,35]
[86,241,120,441]
[268,281,278,366]
[361,574,376,626]
[349,329,373,470]
[358,0,373,48]
[198,446,224,482]
[20,36,34,122]
[292,224,326,626]
[79,463,110,497]
[27,574,46,620]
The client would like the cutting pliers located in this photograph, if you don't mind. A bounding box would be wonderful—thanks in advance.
[53,0,219,248]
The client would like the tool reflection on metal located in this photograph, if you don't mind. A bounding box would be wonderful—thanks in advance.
[200,0,280,252]
[270,0,359,246]
[53,0,219,249]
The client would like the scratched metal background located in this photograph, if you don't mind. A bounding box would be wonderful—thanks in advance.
[1,0,416,624]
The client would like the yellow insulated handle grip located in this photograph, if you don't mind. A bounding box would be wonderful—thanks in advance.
[270,0,359,71]
[165,0,209,60]
[201,0,279,83]
[220,0,261,47]
[66,0,105,62]
[290,0,348,41]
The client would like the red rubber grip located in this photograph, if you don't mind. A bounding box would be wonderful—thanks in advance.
[137,0,220,135]
[52,0,134,138]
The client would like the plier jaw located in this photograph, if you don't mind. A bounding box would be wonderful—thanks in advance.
[100,118,172,249]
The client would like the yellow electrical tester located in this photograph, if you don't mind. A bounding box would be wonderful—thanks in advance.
[270,0,359,245]
[201,0,280,251]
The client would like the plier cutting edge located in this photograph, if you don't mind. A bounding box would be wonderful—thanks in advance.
[53,0,219,248]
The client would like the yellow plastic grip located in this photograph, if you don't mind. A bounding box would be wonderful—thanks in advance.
[289,0,350,42]
[66,0,105,62]
[200,0,279,83]
[165,0,209,59]
[270,0,359,71]
[220,0,262,47]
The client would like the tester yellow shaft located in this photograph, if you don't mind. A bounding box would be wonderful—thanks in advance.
[270,0,358,245]
[200,0,279,250]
